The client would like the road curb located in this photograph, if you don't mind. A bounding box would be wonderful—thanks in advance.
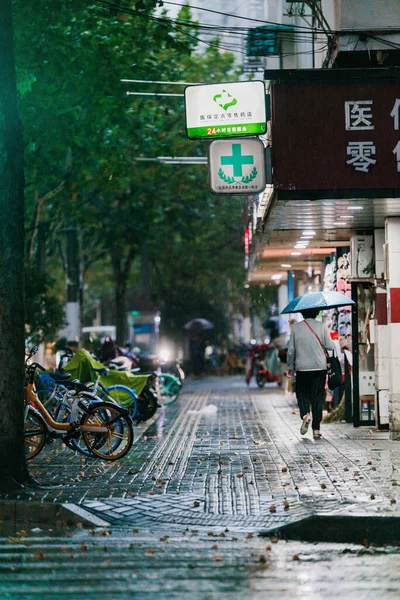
[0,500,109,529]
[260,513,400,545]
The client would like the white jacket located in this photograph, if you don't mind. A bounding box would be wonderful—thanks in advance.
[287,318,334,372]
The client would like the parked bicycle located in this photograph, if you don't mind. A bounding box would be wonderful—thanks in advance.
[35,371,137,458]
[24,346,134,461]
[58,347,159,423]
[40,351,139,418]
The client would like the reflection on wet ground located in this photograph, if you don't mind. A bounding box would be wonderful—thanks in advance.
[0,376,399,598]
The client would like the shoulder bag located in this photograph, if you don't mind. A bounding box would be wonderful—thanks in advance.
[304,321,342,390]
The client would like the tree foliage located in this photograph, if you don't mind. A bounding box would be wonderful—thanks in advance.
[14,0,247,345]
[25,266,66,344]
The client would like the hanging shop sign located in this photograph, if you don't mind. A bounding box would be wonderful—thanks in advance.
[244,227,250,269]
[208,138,266,195]
[185,81,267,140]
[270,77,400,191]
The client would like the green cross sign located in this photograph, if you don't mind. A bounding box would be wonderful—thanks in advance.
[221,144,254,177]
[209,138,265,195]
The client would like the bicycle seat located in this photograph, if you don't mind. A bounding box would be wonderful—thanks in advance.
[50,371,72,382]
[92,367,109,376]
[110,359,129,369]
[68,380,91,392]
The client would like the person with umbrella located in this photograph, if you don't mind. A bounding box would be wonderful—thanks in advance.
[286,308,334,439]
[283,291,355,440]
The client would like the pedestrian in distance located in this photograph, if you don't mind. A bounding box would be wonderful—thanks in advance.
[189,326,206,378]
[286,307,334,440]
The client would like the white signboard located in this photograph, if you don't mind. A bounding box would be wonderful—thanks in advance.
[185,81,266,140]
[209,139,266,195]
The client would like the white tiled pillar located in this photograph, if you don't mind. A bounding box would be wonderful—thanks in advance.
[241,317,251,344]
[374,229,389,427]
[278,284,289,334]
[385,218,400,439]
[62,302,80,342]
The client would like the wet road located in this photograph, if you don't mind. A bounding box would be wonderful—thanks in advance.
[0,376,399,599]
[1,525,399,599]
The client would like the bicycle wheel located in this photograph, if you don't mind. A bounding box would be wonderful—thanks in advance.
[102,385,138,419]
[159,374,181,406]
[57,392,94,458]
[66,401,125,459]
[24,407,47,460]
[80,403,133,461]
[136,387,158,422]
[256,371,265,388]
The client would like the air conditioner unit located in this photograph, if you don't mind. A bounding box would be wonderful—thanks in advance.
[350,235,374,279]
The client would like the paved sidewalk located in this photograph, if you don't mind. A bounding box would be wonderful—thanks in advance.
[1,376,399,599]
[5,376,399,525]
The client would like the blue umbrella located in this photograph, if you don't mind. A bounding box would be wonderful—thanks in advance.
[281,291,355,314]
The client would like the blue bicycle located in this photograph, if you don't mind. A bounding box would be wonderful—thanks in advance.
[36,369,138,457]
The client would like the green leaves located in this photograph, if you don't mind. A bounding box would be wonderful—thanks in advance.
[16,69,36,96]
[25,265,65,343]
[14,0,246,343]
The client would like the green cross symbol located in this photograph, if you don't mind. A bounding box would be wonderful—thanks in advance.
[221,144,254,177]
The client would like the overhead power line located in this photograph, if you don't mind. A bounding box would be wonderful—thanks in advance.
[81,0,343,59]
[81,0,328,62]
[81,0,248,53]
[82,0,400,57]
[83,0,325,38]
[161,0,327,34]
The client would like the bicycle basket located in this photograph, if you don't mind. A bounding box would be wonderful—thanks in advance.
[36,373,56,391]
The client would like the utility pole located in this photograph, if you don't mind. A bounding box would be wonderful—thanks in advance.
[64,227,81,344]
[35,221,49,367]
[62,146,81,344]
[0,1,29,486]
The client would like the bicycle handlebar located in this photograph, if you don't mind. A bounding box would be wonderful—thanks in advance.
[25,361,46,384]
[27,362,46,373]
[25,345,38,361]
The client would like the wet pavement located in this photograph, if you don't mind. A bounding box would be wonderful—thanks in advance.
[1,376,400,598]
[1,527,400,600]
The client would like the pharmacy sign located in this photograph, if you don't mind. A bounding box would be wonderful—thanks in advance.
[209,139,266,195]
[185,81,267,140]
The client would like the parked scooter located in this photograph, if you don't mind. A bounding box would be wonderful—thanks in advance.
[254,350,280,388]
[246,344,281,387]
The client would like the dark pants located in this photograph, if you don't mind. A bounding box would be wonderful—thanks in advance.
[296,370,327,431]
[191,353,204,376]
[332,381,345,409]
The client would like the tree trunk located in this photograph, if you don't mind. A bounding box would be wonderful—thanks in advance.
[0,2,29,486]
[111,245,135,345]
[115,280,126,346]
[112,254,127,345]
